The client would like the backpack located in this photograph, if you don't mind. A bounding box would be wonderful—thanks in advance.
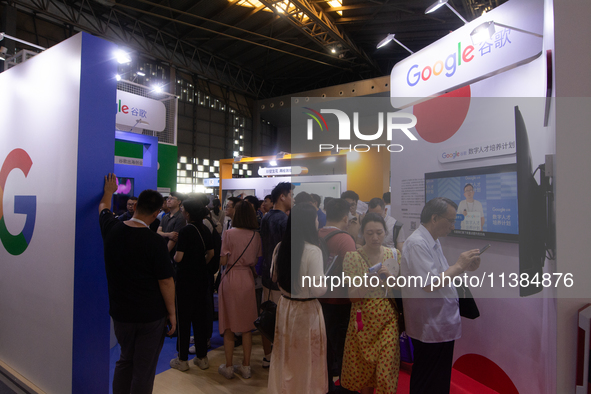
[319,229,353,276]
[204,217,221,275]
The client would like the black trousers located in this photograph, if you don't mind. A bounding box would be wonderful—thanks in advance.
[112,317,166,394]
[176,289,208,360]
[321,302,357,394]
[409,338,455,394]
[206,273,214,339]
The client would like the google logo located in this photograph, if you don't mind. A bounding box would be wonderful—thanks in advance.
[441,151,465,159]
[0,149,36,256]
[407,42,475,87]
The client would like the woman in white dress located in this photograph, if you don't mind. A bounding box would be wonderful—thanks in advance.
[268,203,328,394]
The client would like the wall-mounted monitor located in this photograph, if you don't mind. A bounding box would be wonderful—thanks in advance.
[425,164,518,242]
[113,177,134,215]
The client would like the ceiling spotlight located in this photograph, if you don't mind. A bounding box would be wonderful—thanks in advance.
[425,0,468,24]
[136,71,145,76]
[331,47,336,54]
[269,160,278,166]
[470,20,543,44]
[376,33,414,54]
[153,85,162,93]
[0,46,7,61]
[114,49,131,64]
[116,74,121,81]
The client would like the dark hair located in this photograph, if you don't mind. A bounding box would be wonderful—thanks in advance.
[368,197,385,210]
[341,190,359,202]
[464,183,474,191]
[325,198,351,223]
[420,197,458,224]
[264,194,272,201]
[361,212,387,234]
[195,193,210,206]
[169,191,185,201]
[212,198,221,215]
[244,195,260,211]
[136,190,164,215]
[276,204,319,294]
[294,191,313,205]
[227,196,241,208]
[127,196,138,202]
[182,198,208,223]
[231,201,259,230]
[310,193,321,207]
[271,182,292,204]
[383,192,391,204]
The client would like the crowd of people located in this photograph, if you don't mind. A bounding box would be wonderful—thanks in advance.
[100,174,482,394]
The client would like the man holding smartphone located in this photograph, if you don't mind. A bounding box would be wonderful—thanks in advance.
[99,174,176,394]
[401,197,481,394]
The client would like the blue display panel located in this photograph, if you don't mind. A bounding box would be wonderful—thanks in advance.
[425,164,518,241]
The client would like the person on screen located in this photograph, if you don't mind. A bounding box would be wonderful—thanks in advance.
[457,184,484,231]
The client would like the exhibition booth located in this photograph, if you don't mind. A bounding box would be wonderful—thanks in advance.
[0,0,590,393]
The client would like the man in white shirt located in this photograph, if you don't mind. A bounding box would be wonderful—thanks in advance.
[401,197,481,394]
[366,197,406,251]
[457,183,485,231]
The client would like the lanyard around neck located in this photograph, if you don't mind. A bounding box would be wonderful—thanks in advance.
[129,218,149,228]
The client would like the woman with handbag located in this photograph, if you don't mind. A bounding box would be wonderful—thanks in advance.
[340,213,401,394]
[169,199,214,372]
[268,203,328,394]
[217,200,262,379]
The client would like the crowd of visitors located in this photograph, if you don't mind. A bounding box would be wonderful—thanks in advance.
[100,174,481,394]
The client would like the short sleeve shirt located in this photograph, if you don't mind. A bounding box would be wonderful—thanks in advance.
[260,209,288,289]
[99,209,174,323]
[175,223,214,293]
[400,225,460,343]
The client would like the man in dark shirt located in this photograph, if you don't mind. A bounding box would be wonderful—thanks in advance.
[158,191,186,253]
[318,199,357,394]
[259,182,292,367]
[99,173,176,394]
[117,196,137,221]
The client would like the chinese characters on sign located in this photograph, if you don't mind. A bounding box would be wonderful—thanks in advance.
[439,140,516,163]
[114,156,143,166]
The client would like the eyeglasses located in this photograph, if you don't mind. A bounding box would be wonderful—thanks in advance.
[167,196,177,201]
[439,215,457,224]
[464,189,474,193]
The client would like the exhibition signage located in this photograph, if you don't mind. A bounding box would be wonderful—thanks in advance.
[203,178,219,187]
[438,138,516,163]
[258,166,308,176]
[390,0,543,106]
[116,90,166,132]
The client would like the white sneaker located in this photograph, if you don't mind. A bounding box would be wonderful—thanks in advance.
[233,364,252,379]
[190,336,194,344]
[188,345,196,354]
[170,357,190,372]
[262,357,270,368]
[218,364,234,379]
[193,356,209,370]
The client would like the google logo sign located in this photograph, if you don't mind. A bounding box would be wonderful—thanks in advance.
[406,42,475,87]
[0,149,36,256]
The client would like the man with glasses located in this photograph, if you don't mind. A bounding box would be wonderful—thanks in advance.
[158,192,187,253]
[457,183,485,231]
[117,196,137,222]
[401,197,481,394]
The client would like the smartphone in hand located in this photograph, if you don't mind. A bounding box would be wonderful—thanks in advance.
[479,244,491,255]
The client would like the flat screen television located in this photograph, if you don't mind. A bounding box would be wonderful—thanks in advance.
[113,177,134,215]
[515,106,549,297]
[425,164,518,242]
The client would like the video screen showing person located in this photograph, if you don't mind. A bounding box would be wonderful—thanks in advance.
[425,164,518,241]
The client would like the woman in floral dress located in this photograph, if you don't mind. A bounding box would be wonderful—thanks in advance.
[341,213,401,394]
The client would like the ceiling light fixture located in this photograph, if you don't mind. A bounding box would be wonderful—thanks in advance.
[425,0,468,24]
[0,32,46,51]
[470,20,543,44]
[114,49,132,64]
[136,71,145,76]
[376,33,414,54]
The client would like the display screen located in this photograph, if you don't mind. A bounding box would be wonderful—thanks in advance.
[113,177,134,215]
[425,164,518,241]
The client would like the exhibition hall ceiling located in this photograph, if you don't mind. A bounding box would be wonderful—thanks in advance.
[8,0,505,98]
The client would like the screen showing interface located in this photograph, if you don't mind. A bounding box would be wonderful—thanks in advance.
[425,164,518,241]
